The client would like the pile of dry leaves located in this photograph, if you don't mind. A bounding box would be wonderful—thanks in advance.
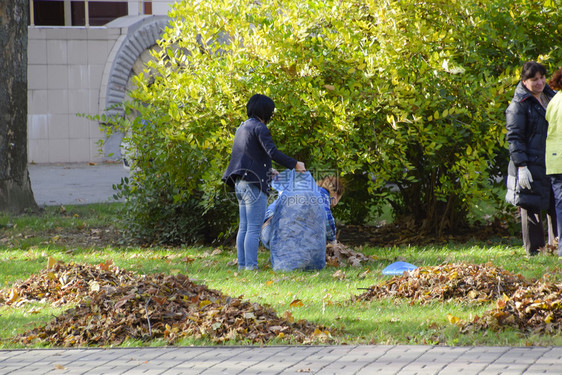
[461,279,562,334]
[1,258,137,307]
[326,242,373,267]
[353,262,531,304]
[1,259,332,347]
[353,261,562,334]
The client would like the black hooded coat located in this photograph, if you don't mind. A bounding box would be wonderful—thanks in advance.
[505,81,556,210]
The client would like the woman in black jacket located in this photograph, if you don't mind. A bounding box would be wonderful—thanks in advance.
[505,61,557,255]
[222,94,306,270]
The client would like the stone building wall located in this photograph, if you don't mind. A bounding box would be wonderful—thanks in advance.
[27,1,174,164]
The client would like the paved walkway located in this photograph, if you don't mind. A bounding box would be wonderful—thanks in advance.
[18,163,562,375]
[2,345,562,375]
[28,162,129,206]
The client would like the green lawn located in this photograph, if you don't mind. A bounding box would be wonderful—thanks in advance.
[1,203,561,348]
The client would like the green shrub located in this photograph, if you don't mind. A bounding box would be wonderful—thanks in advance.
[113,173,238,246]
[102,0,562,244]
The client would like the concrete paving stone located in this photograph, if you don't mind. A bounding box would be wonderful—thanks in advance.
[136,361,174,371]
[198,369,240,375]
[11,365,52,375]
[239,370,281,375]
[481,363,531,375]
[376,345,430,365]
[316,363,370,374]
[318,359,373,369]
[159,370,186,375]
[525,364,559,373]
[471,347,512,361]
[420,346,466,362]
[452,351,500,365]
[216,365,273,374]
[169,361,210,370]
[160,364,203,375]
[244,360,289,371]
[279,362,324,374]
[356,365,404,375]
[159,347,217,365]
[308,356,346,368]
[440,362,488,373]
[404,368,443,375]
[267,362,301,373]
[246,359,294,371]
[357,361,406,373]
[259,361,281,369]
[0,366,24,374]
[149,350,185,361]
[401,363,446,373]
[494,348,551,364]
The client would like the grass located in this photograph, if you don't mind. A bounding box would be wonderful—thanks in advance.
[1,203,562,348]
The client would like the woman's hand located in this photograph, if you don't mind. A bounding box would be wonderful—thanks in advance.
[295,161,306,172]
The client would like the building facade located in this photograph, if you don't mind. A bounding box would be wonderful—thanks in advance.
[27,0,175,163]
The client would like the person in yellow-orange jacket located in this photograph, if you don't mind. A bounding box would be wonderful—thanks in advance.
[546,67,562,257]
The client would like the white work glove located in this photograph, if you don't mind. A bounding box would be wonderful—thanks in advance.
[518,166,533,190]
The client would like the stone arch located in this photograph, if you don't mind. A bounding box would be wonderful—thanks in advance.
[101,15,169,117]
[99,15,170,158]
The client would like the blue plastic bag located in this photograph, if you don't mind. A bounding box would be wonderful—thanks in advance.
[382,261,418,275]
[268,170,326,271]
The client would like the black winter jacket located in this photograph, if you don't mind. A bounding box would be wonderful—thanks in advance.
[222,117,297,194]
[505,81,556,210]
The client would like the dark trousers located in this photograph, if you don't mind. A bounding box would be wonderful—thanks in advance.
[520,188,557,255]
[550,174,562,256]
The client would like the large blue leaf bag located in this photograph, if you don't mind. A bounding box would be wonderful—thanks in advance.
[268,170,326,271]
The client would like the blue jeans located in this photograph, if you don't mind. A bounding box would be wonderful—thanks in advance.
[551,174,562,256]
[235,179,267,270]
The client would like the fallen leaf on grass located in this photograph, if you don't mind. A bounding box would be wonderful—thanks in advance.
[312,328,331,339]
[283,311,295,323]
[26,307,41,315]
[326,242,373,267]
[6,289,18,304]
[447,314,459,324]
[358,269,370,279]
[99,260,113,271]
[290,299,304,308]
[332,270,346,280]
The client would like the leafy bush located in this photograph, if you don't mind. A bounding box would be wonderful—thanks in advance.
[103,0,562,244]
[107,105,238,245]
[113,173,238,246]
